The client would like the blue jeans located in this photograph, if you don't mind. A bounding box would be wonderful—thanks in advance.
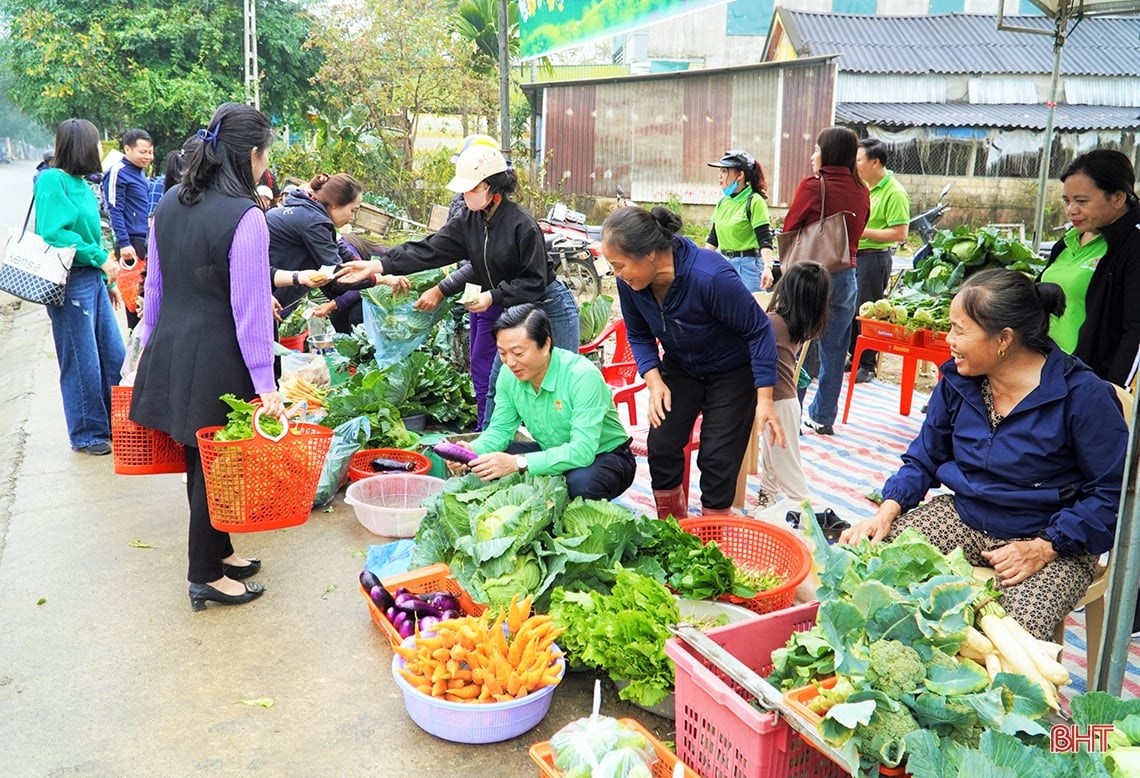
[808,267,856,427]
[727,256,763,293]
[485,281,580,421]
[45,266,127,448]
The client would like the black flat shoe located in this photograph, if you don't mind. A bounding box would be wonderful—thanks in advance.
[222,558,261,580]
[189,581,265,612]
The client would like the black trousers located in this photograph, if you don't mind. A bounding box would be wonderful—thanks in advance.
[647,358,757,509]
[185,445,234,584]
[851,249,894,369]
[507,440,637,501]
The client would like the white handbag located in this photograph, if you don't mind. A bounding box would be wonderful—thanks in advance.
[0,196,76,306]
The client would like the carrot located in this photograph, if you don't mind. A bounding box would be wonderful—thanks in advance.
[507,670,523,697]
[431,678,447,697]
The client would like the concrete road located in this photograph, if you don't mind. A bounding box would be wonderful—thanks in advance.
[0,160,671,776]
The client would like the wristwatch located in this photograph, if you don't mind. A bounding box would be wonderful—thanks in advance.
[515,455,528,472]
[292,271,300,287]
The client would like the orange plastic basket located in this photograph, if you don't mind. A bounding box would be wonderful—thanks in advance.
[196,413,332,533]
[347,448,432,482]
[678,518,812,614]
[359,563,486,648]
[278,331,308,351]
[856,316,923,346]
[116,256,145,312]
[110,386,186,475]
[529,717,700,778]
[784,680,909,776]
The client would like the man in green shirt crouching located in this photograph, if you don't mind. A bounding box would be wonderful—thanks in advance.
[451,304,636,500]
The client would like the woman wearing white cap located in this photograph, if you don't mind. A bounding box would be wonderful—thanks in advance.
[338,143,580,419]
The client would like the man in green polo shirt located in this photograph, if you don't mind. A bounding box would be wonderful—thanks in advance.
[455,304,636,500]
[851,138,911,383]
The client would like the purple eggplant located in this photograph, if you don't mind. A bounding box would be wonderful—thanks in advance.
[392,611,410,633]
[420,592,461,612]
[359,570,380,591]
[432,442,478,464]
[439,609,459,621]
[417,616,441,632]
[394,593,442,618]
[397,617,416,639]
[369,584,395,612]
[385,606,398,622]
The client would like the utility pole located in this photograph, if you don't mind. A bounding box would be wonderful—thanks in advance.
[243,0,261,111]
[498,0,510,161]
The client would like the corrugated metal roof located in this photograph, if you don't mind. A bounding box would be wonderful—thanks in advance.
[781,11,1140,77]
[836,102,1140,131]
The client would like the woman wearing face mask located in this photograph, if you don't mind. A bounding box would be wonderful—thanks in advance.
[267,172,407,319]
[1039,149,1140,387]
[337,145,580,416]
[705,150,775,293]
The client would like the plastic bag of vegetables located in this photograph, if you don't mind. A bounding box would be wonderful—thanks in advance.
[550,681,656,778]
[361,269,448,369]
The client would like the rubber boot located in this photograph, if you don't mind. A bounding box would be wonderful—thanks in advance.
[653,486,688,520]
[701,506,736,518]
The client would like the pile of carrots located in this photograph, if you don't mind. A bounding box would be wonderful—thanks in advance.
[395,594,564,703]
[280,374,327,409]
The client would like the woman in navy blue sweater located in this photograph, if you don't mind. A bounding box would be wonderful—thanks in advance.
[602,205,784,519]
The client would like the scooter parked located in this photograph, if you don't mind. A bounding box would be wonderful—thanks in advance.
[909,183,952,267]
[538,186,636,304]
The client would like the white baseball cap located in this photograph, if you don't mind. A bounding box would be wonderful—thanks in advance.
[446,145,508,193]
[256,185,274,200]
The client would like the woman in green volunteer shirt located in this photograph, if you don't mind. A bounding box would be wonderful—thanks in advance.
[1040,150,1140,384]
[447,305,636,501]
[705,150,775,292]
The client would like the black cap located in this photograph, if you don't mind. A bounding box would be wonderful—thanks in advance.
[707,150,755,170]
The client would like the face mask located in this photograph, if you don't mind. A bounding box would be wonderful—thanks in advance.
[722,178,740,197]
[464,186,493,212]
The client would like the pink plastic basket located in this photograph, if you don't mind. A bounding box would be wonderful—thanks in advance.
[664,601,846,778]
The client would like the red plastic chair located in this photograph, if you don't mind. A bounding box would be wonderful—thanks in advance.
[629,415,701,504]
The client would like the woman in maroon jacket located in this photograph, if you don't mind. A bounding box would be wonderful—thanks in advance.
[782,127,870,435]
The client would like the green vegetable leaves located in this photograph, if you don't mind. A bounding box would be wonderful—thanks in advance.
[215,394,284,441]
[901,226,1043,298]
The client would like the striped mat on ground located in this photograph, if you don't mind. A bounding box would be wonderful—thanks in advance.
[612,377,1140,701]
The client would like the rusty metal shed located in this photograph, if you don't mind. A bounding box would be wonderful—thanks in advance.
[520,56,837,209]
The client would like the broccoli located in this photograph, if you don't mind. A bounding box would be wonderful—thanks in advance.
[856,701,921,769]
[866,640,925,699]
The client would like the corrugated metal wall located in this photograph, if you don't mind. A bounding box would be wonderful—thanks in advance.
[536,59,835,208]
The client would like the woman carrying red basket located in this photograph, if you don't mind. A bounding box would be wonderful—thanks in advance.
[131,103,285,612]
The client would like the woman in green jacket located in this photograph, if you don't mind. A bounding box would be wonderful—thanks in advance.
[34,119,126,455]
[705,150,775,292]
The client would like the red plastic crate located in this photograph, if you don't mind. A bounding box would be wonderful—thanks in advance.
[856,317,923,346]
[664,601,846,778]
[783,682,908,777]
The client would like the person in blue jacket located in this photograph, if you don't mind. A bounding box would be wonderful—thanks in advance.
[840,269,1127,640]
[601,205,785,520]
[103,128,154,330]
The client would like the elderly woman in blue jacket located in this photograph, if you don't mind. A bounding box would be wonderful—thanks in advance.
[602,205,785,520]
[841,269,1127,639]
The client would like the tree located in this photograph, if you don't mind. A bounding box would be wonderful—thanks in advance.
[306,0,474,171]
[0,0,323,151]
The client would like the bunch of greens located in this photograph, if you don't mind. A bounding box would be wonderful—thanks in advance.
[901,226,1043,298]
[321,367,419,450]
[549,569,680,708]
[549,497,661,599]
[858,290,951,333]
[410,472,569,609]
[578,293,613,345]
[278,303,309,338]
[383,351,477,429]
[215,394,284,441]
[632,517,757,600]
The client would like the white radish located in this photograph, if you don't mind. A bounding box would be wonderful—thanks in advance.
[1001,615,1071,686]
[965,626,995,655]
[984,652,1002,683]
[959,643,986,663]
[978,606,1060,711]
[1037,639,1064,661]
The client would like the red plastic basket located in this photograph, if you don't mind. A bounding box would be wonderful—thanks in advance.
[678,518,812,615]
[665,601,845,778]
[856,317,923,346]
[359,563,486,648]
[117,257,145,312]
[196,414,332,532]
[347,448,432,482]
[529,717,700,777]
[110,386,186,475]
[278,331,308,351]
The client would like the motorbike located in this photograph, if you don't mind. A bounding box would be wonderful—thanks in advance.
[538,186,636,305]
[909,183,952,267]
